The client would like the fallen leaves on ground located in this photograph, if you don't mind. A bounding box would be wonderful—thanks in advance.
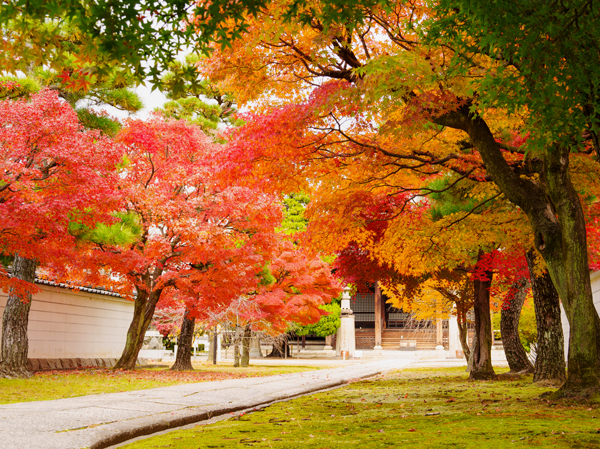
[35,368,266,383]
[0,364,324,405]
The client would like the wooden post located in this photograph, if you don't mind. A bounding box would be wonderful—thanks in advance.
[325,334,332,350]
[374,281,383,349]
[382,290,388,330]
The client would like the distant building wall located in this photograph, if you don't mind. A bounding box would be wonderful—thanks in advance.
[561,271,600,360]
[0,283,134,359]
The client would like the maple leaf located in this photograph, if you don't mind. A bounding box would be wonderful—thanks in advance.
[56,70,71,85]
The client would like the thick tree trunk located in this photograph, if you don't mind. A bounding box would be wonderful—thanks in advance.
[526,249,567,384]
[171,309,195,371]
[501,278,535,373]
[540,150,600,395]
[241,325,251,367]
[470,251,496,380]
[436,106,600,395]
[0,255,36,379]
[114,287,162,370]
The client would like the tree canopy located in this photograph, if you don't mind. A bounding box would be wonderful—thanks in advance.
[194,0,600,394]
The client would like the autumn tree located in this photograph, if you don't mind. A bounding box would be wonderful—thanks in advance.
[155,58,251,370]
[429,177,503,379]
[276,191,339,349]
[424,1,600,395]
[75,117,284,370]
[0,89,122,378]
[0,2,200,89]
[299,168,533,378]
[197,0,600,396]
[190,235,340,365]
[0,54,142,378]
[1,0,387,88]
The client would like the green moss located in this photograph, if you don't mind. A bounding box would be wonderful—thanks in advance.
[121,367,600,449]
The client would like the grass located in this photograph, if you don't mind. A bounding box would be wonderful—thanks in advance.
[121,367,600,449]
[0,362,327,405]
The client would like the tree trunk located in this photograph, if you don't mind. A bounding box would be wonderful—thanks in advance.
[207,329,214,363]
[267,334,290,357]
[435,106,600,395]
[207,328,217,364]
[114,287,162,370]
[540,166,600,395]
[501,278,535,373]
[0,255,36,379]
[526,249,567,384]
[457,306,471,361]
[241,325,251,367]
[233,326,242,367]
[470,250,496,380]
[171,309,195,371]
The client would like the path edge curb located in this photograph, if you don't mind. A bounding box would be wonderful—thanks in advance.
[90,369,388,449]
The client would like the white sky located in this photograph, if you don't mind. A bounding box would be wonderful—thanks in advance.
[135,83,169,118]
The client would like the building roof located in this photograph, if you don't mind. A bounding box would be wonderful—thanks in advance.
[35,278,123,298]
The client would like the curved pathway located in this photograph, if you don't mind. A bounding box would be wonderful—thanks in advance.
[0,358,414,449]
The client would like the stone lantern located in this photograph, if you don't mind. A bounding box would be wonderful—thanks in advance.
[336,286,356,359]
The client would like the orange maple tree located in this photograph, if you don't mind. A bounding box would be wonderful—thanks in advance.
[196,0,600,390]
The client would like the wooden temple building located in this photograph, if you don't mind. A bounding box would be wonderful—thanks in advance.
[317,285,454,356]
[349,285,448,351]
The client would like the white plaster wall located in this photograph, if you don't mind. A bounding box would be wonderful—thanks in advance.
[561,271,600,360]
[0,285,134,358]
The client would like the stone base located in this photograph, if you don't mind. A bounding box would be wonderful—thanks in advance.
[337,314,356,357]
[293,349,336,359]
[139,349,167,359]
[28,357,148,371]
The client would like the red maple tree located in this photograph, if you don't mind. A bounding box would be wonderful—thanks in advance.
[0,89,122,378]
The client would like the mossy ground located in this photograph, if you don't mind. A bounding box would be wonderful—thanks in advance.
[121,367,600,449]
[0,363,326,404]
